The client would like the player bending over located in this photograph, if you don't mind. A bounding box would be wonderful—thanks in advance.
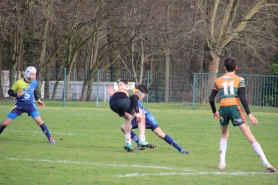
[109,83,154,152]
[109,79,189,154]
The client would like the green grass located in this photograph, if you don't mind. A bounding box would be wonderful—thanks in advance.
[0,102,277,185]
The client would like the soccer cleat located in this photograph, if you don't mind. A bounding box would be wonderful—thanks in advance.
[265,164,276,173]
[180,148,189,154]
[137,140,156,149]
[133,146,146,150]
[49,138,56,144]
[218,163,227,170]
[123,143,133,152]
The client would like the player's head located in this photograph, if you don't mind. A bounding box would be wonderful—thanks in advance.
[136,84,148,99]
[136,84,148,93]
[25,66,37,82]
[224,57,237,72]
[117,78,128,89]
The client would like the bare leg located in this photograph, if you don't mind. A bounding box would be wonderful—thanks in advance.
[0,118,13,134]
[239,122,275,172]
[218,125,229,169]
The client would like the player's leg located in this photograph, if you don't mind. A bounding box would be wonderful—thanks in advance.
[135,110,156,149]
[30,106,56,144]
[0,107,21,134]
[218,107,230,170]
[218,125,228,169]
[121,118,140,144]
[0,118,13,134]
[239,123,276,172]
[122,112,133,152]
[153,127,189,154]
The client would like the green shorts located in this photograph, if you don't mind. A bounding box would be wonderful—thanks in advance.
[219,105,245,126]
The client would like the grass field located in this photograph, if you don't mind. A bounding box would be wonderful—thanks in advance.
[0,102,277,185]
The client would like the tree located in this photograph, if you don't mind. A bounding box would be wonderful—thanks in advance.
[194,0,278,74]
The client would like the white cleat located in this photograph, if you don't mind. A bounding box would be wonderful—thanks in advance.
[218,163,227,170]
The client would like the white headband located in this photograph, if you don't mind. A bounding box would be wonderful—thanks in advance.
[25,66,37,78]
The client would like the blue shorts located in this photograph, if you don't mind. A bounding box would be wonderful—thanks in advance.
[131,117,159,131]
[8,104,40,120]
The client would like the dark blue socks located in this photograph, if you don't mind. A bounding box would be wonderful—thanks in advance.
[130,130,139,144]
[163,134,182,151]
[40,123,52,141]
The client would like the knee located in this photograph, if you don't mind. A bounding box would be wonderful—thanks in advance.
[120,124,125,131]
[34,117,43,125]
[153,129,165,139]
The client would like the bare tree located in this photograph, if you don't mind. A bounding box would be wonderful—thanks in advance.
[194,0,278,74]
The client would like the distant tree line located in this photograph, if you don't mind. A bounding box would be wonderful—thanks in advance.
[0,0,278,101]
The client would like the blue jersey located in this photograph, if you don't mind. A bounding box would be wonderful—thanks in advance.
[11,79,37,106]
[138,101,158,125]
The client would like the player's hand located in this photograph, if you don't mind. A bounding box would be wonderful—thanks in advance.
[37,99,45,107]
[108,85,115,96]
[248,114,258,126]
[213,111,220,119]
[17,90,24,97]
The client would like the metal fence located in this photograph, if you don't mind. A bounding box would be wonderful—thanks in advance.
[1,69,277,112]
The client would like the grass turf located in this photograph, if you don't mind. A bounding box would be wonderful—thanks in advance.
[0,102,277,185]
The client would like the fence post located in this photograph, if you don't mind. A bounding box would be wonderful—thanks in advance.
[146,71,150,109]
[63,68,66,107]
[192,73,196,110]
[96,69,100,108]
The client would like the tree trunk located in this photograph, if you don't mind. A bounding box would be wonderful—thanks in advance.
[37,19,49,98]
[164,48,170,102]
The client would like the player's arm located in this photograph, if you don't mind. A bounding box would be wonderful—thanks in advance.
[34,90,45,107]
[238,87,250,115]
[8,82,23,97]
[209,89,219,119]
[238,87,258,125]
[131,95,144,122]
[209,89,218,113]
[107,85,115,96]
[8,89,18,97]
[132,95,140,113]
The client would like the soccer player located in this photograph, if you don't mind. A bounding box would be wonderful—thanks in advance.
[108,79,189,154]
[0,66,56,144]
[109,83,154,152]
[209,57,276,172]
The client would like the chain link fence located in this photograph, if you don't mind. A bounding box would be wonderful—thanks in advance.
[1,69,277,112]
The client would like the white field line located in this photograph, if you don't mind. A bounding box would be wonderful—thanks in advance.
[116,171,269,177]
[7,129,75,136]
[6,157,173,170]
[5,157,270,177]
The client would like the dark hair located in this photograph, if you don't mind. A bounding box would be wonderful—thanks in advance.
[136,84,148,93]
[224,57,237,72]
[117,78,128,84]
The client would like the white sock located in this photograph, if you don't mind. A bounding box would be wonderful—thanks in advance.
[139,135,145,142]
[125,134,131,145]
[220,138,227,164]
[252,142,269,166]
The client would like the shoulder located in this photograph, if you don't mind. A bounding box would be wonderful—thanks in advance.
[15,79,26,85]
[132,88,142,97]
